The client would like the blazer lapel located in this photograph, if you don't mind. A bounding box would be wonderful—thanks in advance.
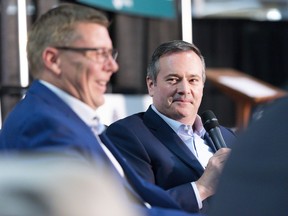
[143,106,204,174]
[29,81,81,118]
[99,133,181,210]
[28,81,112,161]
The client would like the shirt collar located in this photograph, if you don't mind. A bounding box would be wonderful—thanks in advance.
[39,80,105,134]
[151,104,206,137]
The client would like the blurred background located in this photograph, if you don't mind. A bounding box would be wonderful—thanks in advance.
[1,0,288,129]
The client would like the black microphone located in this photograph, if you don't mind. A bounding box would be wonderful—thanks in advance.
[200,110,227,150]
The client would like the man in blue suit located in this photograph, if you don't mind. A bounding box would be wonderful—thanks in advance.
[0,4,201,216]
[106,40,236,213]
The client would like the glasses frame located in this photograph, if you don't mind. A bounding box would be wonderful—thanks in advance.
[54,46,118,62]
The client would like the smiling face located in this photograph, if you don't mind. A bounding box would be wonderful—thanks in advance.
[42,22,119,109]
[147,51,204,124]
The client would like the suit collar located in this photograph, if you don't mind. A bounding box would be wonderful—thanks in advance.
[143,106,204,174]
[150,104,206,137]
[29,80,94,132]
[39,80,99,126]
[29,80,71,111]
[26,81,110,162]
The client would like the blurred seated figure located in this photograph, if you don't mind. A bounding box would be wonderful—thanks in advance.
[208,97,288,216]
[0,153,142,216]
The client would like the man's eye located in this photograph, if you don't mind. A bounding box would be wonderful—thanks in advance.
[190,78,201,83]
[167,78,178,83]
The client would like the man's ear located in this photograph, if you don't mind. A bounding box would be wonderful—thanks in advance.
[146,76,155,97]
[42,47,61,76]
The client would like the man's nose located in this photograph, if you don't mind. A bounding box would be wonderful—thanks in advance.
[177,80,190,94]
[105,57,119,73]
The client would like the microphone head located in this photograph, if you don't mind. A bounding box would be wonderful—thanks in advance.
[200,110,220,131]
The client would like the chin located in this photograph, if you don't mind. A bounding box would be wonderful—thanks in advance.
[176,107,194,116]
[93,97,105,109]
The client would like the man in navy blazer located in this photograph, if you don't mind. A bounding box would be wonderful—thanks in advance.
[106,40,236,213]
[0,4,201,216]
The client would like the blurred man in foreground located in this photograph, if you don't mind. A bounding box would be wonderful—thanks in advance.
[208,97,288,216]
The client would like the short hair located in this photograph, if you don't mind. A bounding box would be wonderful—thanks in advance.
[147,40,206,83]
[27,3,110,78]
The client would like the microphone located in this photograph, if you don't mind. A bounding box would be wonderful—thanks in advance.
[200,110,227,150]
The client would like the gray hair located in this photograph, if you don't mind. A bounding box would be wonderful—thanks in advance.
[147,40,206,83]
[27,3,110,78]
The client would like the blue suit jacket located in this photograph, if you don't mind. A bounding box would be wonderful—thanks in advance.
[0,81,201,216]
[105,106,236,213]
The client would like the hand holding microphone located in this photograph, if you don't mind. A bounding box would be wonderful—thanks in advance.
[195,110,231,200]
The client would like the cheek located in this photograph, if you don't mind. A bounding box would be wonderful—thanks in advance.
[69,62,87,83]
[88,62,100,73]
[155,86,169,97]
[86,64,102,82]
[195,87,203,101]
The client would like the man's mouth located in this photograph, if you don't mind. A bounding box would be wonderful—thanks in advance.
[96,80,107,87]
[173,98,192,104]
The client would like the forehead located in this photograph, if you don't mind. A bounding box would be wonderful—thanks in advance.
[72,22,113,47]
[158,51,203,76]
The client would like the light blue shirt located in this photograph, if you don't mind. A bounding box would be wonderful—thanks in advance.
[151,105,213,166]
[151,104,214,209]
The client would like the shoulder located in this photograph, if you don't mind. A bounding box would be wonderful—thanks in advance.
[251,96,288,124]
[107,112,146,128]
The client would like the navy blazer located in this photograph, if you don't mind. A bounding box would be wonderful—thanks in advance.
[0,81,201,216]
[105,106,236,213]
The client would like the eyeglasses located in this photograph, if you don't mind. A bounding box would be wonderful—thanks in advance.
[54,46,118,63]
